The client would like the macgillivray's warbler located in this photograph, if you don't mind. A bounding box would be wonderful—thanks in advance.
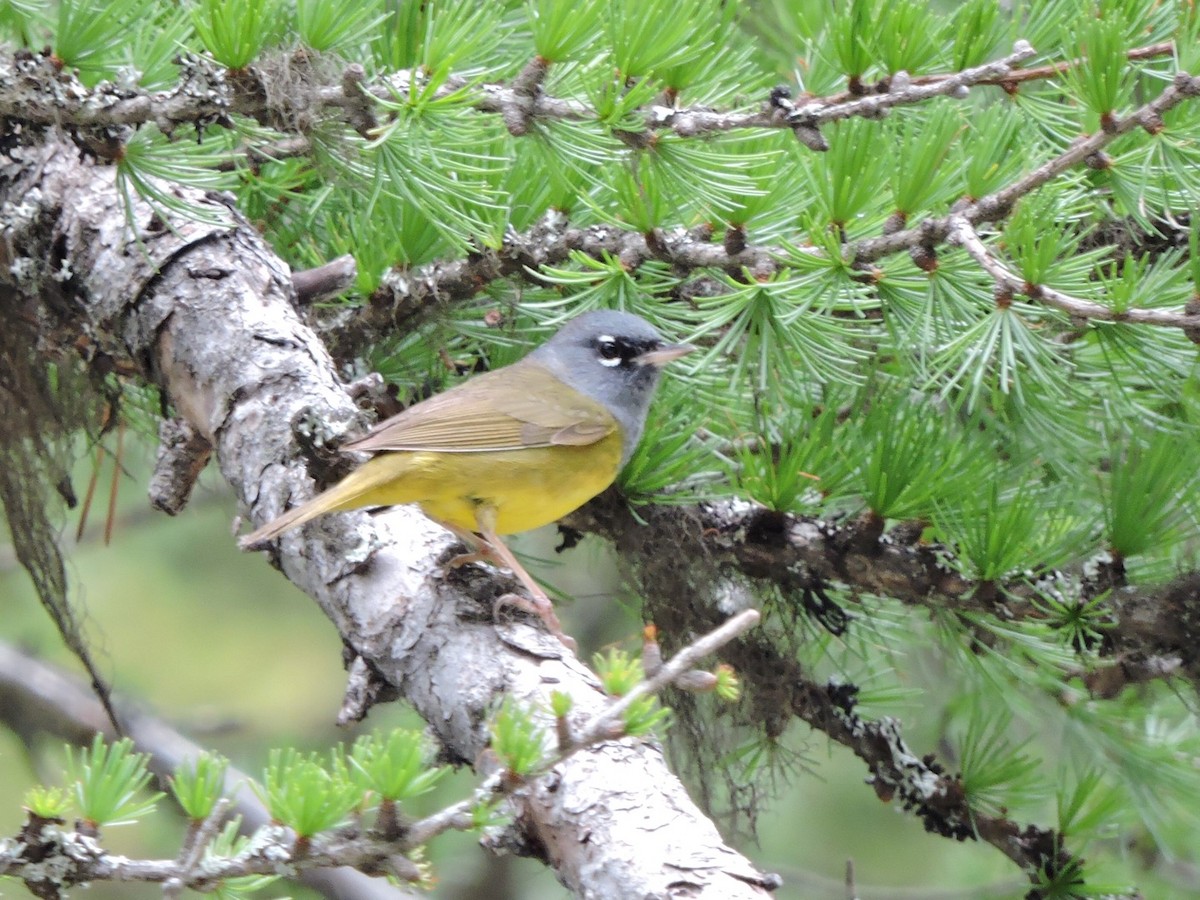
[239,310,694,647]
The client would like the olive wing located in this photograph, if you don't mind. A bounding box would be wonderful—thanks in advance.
[342,362,616,454]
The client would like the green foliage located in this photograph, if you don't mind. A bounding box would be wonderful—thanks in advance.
[52,0,145,82]
[1032,589,1113,654]
[956,709,1042,818]
[116,124,238,226]
[605,0,715,77]
[593,647,643,696]
[888,105,961,217]
[1056,766,1125,841]
[713,664,740,702]
[371,0,506,79]
[489,697,548,776]
[190,0,281,69]
[23,784,70,820]
[66,734,165,828]
[619,379,726,504]
[807,117,887,228]
[1068,16,1132,120]
[296,0,385,52]
[549,690,573,718]
[526,0,603,62]
[1100,431,1195,560]
[207,818,282,899]
[0,0,42,45]
[364,91,508,250]
[932,479,1080,583]
[849,392,967,521]
[170,752,229,821]
[256,747,362,837]
[828,0,875,80]
[949,0,1007,70]
[122,4,193,89]
[872,0,941,75]
[686,270,873,401]
[593,648,672,736]
[349,729,447,803]
[734,402,837,514]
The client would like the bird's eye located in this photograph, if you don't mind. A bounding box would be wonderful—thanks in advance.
[596,335,622,366]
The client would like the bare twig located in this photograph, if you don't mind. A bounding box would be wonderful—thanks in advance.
[148,418,212,516]
[780,42,1036,129]
[292,254,357,306]
[163,797,232,899]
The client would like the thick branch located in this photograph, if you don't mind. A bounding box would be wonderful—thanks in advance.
[1,43,1034,141]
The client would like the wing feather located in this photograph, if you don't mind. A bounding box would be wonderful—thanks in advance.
[343,362,616,453]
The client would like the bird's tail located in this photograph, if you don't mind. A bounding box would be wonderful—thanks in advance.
[238,460,395,549]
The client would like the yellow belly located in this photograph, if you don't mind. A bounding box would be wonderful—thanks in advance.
[329,433,624,535]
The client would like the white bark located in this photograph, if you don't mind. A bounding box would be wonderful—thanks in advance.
[3,140,775,898]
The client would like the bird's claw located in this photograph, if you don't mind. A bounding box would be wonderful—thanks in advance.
[494,592,577,652]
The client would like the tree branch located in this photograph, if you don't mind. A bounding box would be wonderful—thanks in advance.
[0,640,417,900]
[948,215,1200,328]
[351,72,1200,344]
[565,496,1200,693]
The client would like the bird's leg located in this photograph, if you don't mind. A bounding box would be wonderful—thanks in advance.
[481,529,576,651]
[441,523,491,568]
[455,507,575,650]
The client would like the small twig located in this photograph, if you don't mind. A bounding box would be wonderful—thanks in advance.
[571,609,760,750]
[336,654,398,726]
[214,136,312,172]
[148,418,213,516]
[947,215,1200,329]
[163,797,232,898]
[401,771,504,849]
[403,611,760,846]
[292,255,357,306]
[786,42,1036,128]
[906,39,1175,89]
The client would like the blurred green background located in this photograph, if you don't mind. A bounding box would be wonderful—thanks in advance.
[0,438,1018,900]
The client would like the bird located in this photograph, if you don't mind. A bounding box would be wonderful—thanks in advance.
[240,310,694,648]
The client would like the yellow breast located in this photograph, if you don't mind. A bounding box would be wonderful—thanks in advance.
[332,431,625,535]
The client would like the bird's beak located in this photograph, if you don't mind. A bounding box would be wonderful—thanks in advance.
[636,342,696,367]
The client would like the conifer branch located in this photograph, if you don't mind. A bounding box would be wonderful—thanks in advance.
[565,496,1200,693]
[351,70,1200,343]
[948,215,1200,329]
[0,612,766,896]
[0,641,417,900]
[852,72,1200,260]
[0,41,1037,139]
[787,675,1084,896]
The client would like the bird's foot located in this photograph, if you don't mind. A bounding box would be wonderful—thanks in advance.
[446,549,492,570]
[495,592,577,652]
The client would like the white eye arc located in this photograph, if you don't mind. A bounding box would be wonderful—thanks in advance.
[596,334,622,367]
